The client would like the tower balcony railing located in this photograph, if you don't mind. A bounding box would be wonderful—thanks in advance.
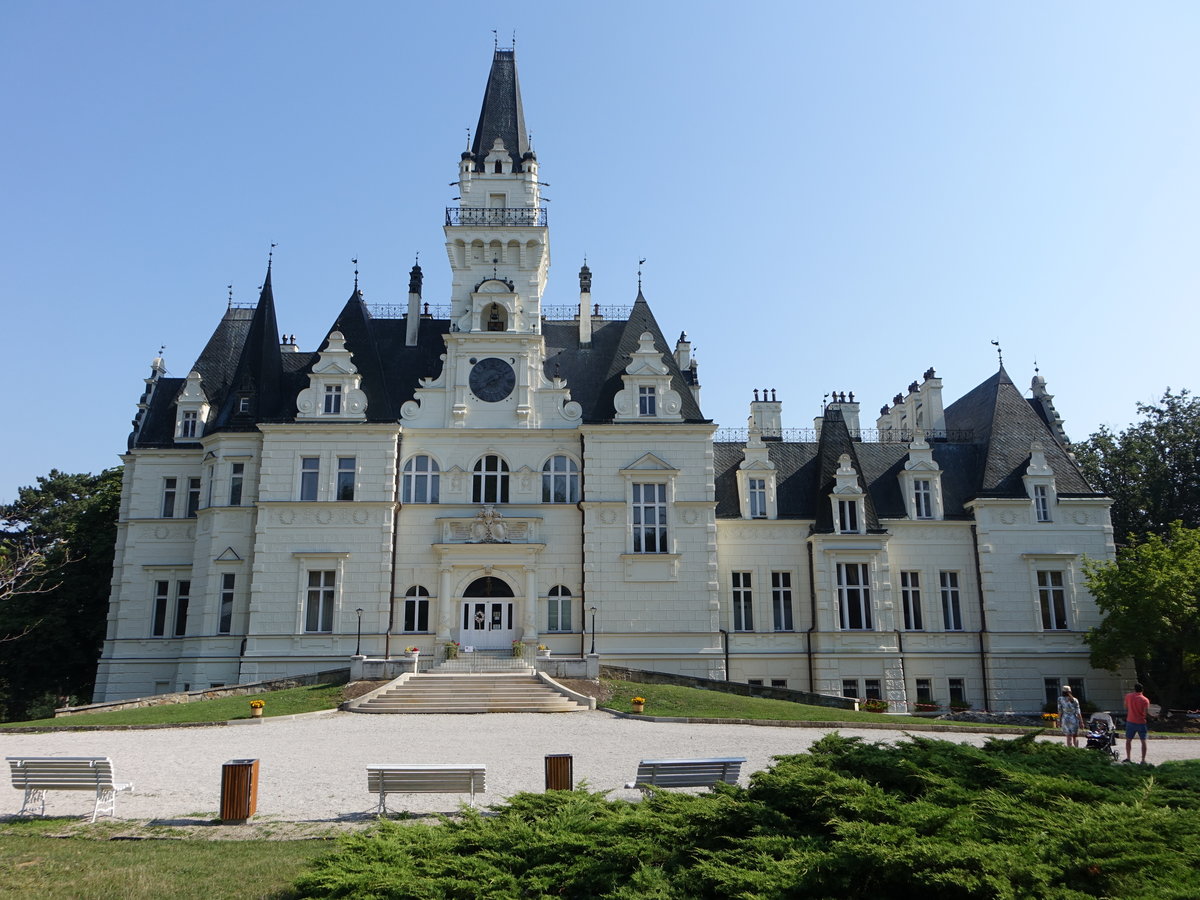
[446,207,548,227]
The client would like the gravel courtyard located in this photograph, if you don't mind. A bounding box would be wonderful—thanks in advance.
[4,710,1198,826]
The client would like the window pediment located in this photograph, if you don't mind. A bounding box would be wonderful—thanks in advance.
[620,452,677,475]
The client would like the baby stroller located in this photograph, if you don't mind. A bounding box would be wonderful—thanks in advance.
[1085,712,1120,761]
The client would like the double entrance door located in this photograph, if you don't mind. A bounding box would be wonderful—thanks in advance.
[460,600,515,650]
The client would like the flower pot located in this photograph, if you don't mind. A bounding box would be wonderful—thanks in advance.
[631,702,645,714]
[537,650,551,659]
[251,707,263,718]
[405,651,419,659]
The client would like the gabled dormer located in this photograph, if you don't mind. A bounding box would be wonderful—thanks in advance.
[174,370,210,442]
[613,332,684,422]
[1022,441,1057,523]
[898,433,944,520]
[830,453,865,534]
[737,418,777,519]
[295,331,367,421]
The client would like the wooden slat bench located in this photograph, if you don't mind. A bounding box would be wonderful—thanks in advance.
[366,763,486,815]
[624,757,746,793]
[8,757,133,822]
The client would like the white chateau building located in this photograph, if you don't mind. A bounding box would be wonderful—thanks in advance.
[95,49,1126,713]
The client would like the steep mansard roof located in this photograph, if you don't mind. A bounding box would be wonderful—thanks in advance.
[131,288,706,445]
[714,367,1098,523]
[469,49,531,173]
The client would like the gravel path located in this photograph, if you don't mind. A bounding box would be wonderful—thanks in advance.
[4,711,1198,824]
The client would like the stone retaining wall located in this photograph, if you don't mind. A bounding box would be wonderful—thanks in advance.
[601,665,857,710]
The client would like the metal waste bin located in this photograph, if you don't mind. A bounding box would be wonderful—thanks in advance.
[220,758,260,822]
[545,754,573,791]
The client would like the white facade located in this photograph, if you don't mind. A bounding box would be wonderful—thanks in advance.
[95,49,1129,712]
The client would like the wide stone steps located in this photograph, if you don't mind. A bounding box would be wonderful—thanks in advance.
[350,673,589,714]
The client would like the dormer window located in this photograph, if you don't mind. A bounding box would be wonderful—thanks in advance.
[324,384,342,414]
[838,500,860,534]
[638,386,657,416]
[1023,442,1057,524]
[748,478,767,519]
[174,370,210,442]
[238,396,251,414]
[180,410,198,438]
[1034,484,1051,522]
[913,479,933,519]
[899,437,944,521]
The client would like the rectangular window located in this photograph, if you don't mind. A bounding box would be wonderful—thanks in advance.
[915,678,933,704]
[218,573,235,635]
[305,570,336,633]
[913,479,932,519]
[771,571,793,631]
[842,679,859,699]
[152,580,169,636]
[837,562,872,630]
[638,386,656,416]
[940,571,963,631]
[948,677,967,706]
[173,580,190,637]
[336,457,356,502]
[239,396,251,414]
[161,478,177,518]
[1038,570,1068,630]
[324,384,342,414]
[732,571,753,631]
[186,477,201,518]
[770,679,787,688]
[747,678,764,687]
[748,478,767,519]
[181,410,198,438]
[632,483,668,553]
[864,678,882,701]
[1034,484,1051,522]
[1043,677,1059,708]
[547,596,572,632]
[229,463,244,506]
[900,571,923,630]
[300,457,320,502]
[838,500,859,533]
[403,598,430,633]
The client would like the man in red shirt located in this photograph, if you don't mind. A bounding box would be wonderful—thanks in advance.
[1124,683,1151,763]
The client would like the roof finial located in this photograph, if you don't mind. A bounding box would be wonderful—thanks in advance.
[227,284,233,309]
[1033,356,1040,376]
[466,127,471,150]
[352,257,359,291]
[492,29,498,50]
[638,258,646,291]
[991,339,1003,368]
[267,242,276,274]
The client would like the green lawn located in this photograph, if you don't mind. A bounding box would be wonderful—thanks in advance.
[3,683,346,729]
[601,679,1025,728]
[0,828,333,899]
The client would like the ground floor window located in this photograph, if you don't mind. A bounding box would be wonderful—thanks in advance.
[915,678,933,703]
[948,677,967,706]
[305,570,336,633]
[547,585,572,632]
[403,586,430,632]
[837,563,872,630]
[732,572,753,631]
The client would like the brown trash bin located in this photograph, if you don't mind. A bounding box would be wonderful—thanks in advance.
[545,754,573,791]
[220,758,260,823]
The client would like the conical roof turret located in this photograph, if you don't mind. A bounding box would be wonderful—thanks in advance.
[470,49,530,172]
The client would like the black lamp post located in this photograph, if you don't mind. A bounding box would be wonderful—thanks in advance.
[355,608,364,656]
[589,605,597,655]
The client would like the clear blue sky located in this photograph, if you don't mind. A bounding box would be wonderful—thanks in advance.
[3,2,1198,502]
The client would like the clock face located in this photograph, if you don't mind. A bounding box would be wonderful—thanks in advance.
[469,357,516,402]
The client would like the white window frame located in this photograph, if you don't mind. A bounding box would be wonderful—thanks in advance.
[186,477,201,518]
[180,410,198,438]
[300,457,320,502]
[732,571,753,631]
[402,455,440,504]
[161,477,177,518]
[403,585,430,633]
[638,386,657,416]
[913,479,933,519]
[218,572,236,635]
[900,570,923,630]
[837,499,861,534]
[472,455,510,504]
[1034,484,1051,522]
[305,570,337,633]
[836,562,873,630]
[631,482,669,553]
[336,456,356,502]
[324,383,343,415]
[547,585,572,632]
[173,579,190,637]
[771,571,793,631]
[229,462,245,507]
[1037,569,1070,630]
[940,571,963,631]
[152,580,170,636]
[748,478,767,519]
[542,455,580,504]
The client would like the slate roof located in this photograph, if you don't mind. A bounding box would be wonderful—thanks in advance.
[713,367,1100,525]
[469,49,531,173]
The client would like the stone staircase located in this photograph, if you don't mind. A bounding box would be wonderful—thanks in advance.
[348,669,591,714]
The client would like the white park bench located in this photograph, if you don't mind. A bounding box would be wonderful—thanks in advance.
[8,756,133,822]
[366,763,486,815]
[624,757,746,793]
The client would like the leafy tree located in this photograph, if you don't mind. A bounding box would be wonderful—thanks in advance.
[1073,389,1200,544]
[0,467,122,721]
[1084,521,1200,711]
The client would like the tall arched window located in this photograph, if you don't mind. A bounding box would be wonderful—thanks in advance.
[403,585,430,632]
[542,455,579,503]
[402,455,440,503]
[472,455,509,503]
[547,585,572,632]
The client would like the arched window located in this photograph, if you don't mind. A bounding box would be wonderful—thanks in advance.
[547,585,572,632]
[542,456,579,503]
[402,456,439,503]
[403,585,430,632]
[472,455,509,503]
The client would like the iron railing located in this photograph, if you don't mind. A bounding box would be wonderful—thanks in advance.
[446,207,548,227]
[541,304,633,320]
[365,303,634,321]
[713,428,976,444]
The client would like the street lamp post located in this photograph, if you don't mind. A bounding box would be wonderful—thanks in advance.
[589,605,597,655]
[355,608,364,656]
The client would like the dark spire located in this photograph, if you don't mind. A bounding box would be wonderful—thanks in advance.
[470,48,530,172]
[579,261,591,293]
[409,258,423,295]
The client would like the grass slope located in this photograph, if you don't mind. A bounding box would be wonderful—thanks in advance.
[293,734,1200,899]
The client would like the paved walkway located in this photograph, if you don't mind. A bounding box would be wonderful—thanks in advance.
[3,711,1197,823]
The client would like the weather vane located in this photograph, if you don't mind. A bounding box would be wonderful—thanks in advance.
[991,340,1003,367]
[638,258,646,290]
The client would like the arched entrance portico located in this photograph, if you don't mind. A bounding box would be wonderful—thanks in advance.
[460,576,517,650]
